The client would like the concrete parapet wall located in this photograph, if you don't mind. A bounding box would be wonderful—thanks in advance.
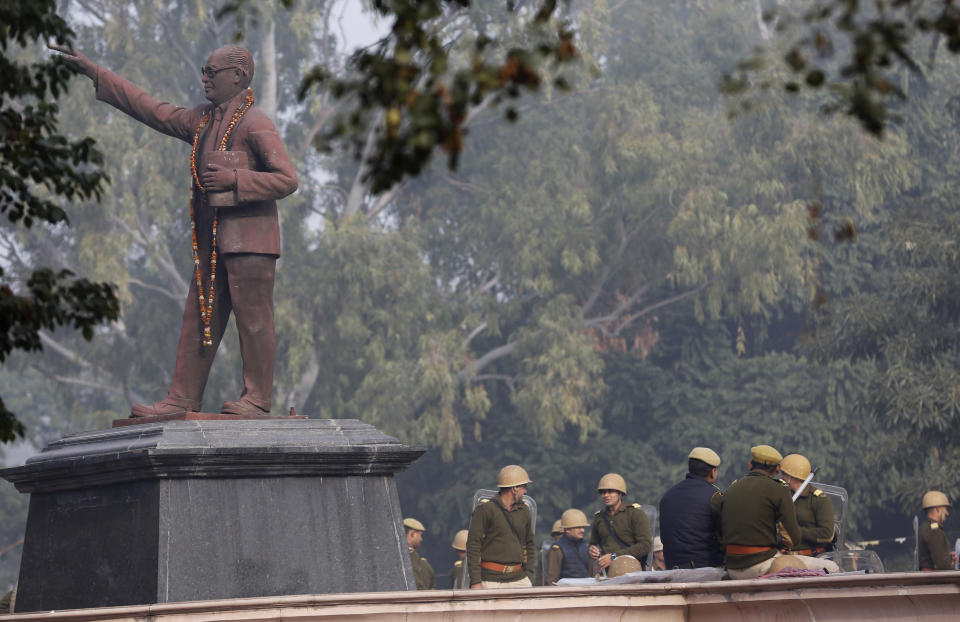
[3,572,960,622]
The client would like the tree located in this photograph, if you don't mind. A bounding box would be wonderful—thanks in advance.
[0,0,119,442]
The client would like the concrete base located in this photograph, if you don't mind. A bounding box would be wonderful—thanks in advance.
[1,572,959,621]
[1,419,426,612]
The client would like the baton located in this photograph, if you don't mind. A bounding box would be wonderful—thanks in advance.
[791,466,820,502]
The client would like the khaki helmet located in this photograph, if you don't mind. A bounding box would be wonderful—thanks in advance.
[403,518,425,532]
[780,454,811,480]
[551,520,563,535]
[750,444,783,466]
[688,447,721,467]
[922,490,951,509]
[769,555,807,573]
[597,473,627,495]
[560,508,589,529]
[452,529,468,551]
[607,555,642,578]
[497,464,532,488]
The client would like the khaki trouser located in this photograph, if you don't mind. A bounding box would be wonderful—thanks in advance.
[727,552,840,579]
[481,576,532,589]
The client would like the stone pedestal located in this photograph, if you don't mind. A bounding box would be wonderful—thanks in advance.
[1,418,426,612]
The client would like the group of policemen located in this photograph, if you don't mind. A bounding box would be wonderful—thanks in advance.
[402,444,957,588]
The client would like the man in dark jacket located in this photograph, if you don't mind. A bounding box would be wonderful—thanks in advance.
[659,447,724,569]
[545,509,593,584]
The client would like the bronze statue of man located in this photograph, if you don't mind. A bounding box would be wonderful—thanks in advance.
[51,44,298,417]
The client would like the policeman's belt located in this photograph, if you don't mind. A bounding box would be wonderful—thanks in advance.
[794,548,826,556]
[725,544,773,555]
[481,561,523,573]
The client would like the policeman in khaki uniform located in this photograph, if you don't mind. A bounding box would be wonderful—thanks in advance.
[779,454,840,573]
[918,491,958,571]
[712,445,828,579]
[404,518,436,590]
[450,529,468,588]
[467,465,536,588]
[588,473,652,571]
[545,509,593,584]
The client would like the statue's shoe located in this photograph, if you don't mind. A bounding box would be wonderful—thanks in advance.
[130,400,191,418]
[221,398,270,417]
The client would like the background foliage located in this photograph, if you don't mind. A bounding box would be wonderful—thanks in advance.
[4,0,960,588]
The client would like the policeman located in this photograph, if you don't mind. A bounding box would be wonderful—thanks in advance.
[711,445,804,579]
[450,529,468,588]
[778,454,840,573]
[466,465,536,588]
[545,509,593,584]
[588,473,652,571]
[918,490,958,571]
[659,447,724,569]
[404,518,436,590]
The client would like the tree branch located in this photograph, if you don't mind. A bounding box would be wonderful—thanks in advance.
[458,341,518,379]
[612,280,715,335]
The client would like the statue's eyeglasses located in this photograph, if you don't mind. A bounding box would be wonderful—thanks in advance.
[201,65,236,79]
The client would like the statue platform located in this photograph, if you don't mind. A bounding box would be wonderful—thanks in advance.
[1,418,426,612]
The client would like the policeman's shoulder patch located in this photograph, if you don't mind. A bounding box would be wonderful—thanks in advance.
[594,510,602,516]
[931,522,940,530]
[813,489,823,496]
[631,503,642,509]
[454,560,462,567]
[422,556,428,560]
[551,544,561,550]
[777,479,790,488]
[480,498,490,503]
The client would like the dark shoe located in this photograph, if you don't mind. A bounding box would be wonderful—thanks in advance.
[130,399,191,418]
[221,398,270,416]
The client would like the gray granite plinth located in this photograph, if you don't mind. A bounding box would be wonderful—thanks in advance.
[1,419,426,611]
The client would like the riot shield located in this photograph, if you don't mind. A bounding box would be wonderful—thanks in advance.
[640,504,658,569]
[818,549,885,573]
[913,515,919,571]
[456,489,538,589]
[538,540,553,585]
[810,481,848,549]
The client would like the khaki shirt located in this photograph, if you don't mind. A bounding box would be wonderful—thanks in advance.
[467,496,535,584]
[792,487,835,550]
[409,547,436,590]
[588,502,652,562]
[918,518,953,570]
[712,471,801,570]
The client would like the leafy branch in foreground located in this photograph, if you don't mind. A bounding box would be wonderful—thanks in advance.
[724,0,960,136]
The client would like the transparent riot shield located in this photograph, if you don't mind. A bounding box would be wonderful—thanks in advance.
[913,515,919,571]
[456,489,538,589]
[818,549,885,573]
[810,482,848,549]
[538,540,553,585]
[640,504,658,569]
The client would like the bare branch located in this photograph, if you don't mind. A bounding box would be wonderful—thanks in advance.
[583,283,652,328]
[367,183,403,222]
[458,341,518,379]
[612,280,715,335]
[462,321,488,350]
[128,277,181,303]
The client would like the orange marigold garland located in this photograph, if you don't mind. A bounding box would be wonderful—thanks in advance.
[189,88,255,346]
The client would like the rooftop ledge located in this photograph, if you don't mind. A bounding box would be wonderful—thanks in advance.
[4,571,960,622]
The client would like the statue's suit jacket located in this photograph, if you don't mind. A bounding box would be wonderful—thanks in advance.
[95,68,297,256]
